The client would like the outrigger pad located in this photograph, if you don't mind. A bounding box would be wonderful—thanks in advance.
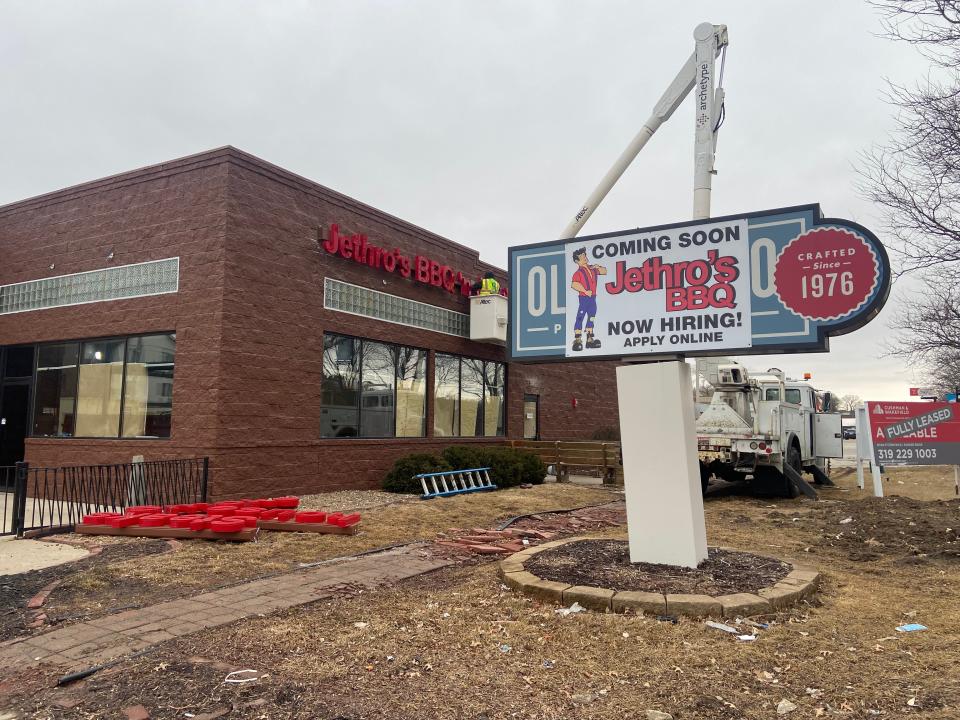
[805,465,835,486]
[784,464,819,500]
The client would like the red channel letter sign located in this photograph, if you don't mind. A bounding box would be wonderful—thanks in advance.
[322,224,472,296]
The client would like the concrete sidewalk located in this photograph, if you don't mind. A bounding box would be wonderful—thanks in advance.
[0,544,451,674]
[0,536,88,576]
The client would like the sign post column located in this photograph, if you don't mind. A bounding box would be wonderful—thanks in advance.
[617,360,707,567]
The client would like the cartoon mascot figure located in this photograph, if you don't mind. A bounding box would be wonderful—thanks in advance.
[570,247,607,352]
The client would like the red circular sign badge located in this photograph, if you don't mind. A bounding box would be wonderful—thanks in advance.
[773,227,878,321]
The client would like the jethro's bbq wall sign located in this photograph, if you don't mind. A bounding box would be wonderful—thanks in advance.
[321,223,472,296]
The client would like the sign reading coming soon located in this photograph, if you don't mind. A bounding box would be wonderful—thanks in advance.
[508,204,890,361]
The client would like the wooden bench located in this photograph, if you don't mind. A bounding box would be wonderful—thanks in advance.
[509,440,622,485]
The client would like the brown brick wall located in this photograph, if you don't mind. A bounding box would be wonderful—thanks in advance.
[0,148,620,499]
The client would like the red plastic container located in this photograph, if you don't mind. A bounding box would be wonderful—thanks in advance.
[189,517,212,531]
[332,512,361,527]
[254,498,279,509]
[193,503,210,512]
[259,509,280,521]
[242,515,258,528]
[276,510,296,522]
[81,513,120,525]
[295,511,326,524]
[325,512,344,525]
[210,518,245,533]
[137,514,173,527]
[109,515,141,528]
[169,514,205,529]
[125,505,161,515]
[275,496,300,509]
[207,507,235,517]
[235,507,263,517]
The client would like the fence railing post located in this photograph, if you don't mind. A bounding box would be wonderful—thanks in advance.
[12,462,29,537]
[128,455,146,507]
[201,457,209,502]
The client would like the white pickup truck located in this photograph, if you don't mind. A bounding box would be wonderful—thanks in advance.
[696,363,843,498]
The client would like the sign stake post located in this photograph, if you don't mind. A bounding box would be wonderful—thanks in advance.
[617,359,707,567]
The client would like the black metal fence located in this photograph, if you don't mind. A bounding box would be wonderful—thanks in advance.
[1,457,208,537]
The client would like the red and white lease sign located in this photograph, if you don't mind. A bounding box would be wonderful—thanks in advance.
[866,401,960,466]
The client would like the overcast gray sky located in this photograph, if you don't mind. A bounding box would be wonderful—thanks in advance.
[1,1,934,400]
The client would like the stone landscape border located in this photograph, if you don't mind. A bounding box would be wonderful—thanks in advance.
[498,537,820,617]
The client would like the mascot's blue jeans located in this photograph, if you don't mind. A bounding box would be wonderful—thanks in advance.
[574,295,597,332]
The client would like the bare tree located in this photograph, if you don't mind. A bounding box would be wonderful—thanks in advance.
[837,394,863,411]
[861,1,960,380]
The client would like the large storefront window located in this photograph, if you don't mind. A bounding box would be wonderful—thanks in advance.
[32,333,176,438]
[433,354,460,437]
[75,339,125,437]
[321,334,427,439]
[433,354,506,437]
[396,347,427,437]
[122,334,176,438]
[33,343,80,437]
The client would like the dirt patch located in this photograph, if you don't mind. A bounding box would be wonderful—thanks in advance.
[808,496,960,561]
[0,538,170,642]
[525,541,790,594]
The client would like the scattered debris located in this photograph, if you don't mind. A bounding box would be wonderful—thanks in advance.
[555,602,585,617]
[706,621,740,635]
[646,711,673,720]
[223,669,260,684]
[839,517,853,524]
[542,660,555,669]
[777,698,798,714]
[123,705,150,720]
[707,620,758,641]
[499,644,512,653]
[895,623,927,633]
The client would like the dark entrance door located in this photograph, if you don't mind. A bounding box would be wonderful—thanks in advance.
[0,383,30,466]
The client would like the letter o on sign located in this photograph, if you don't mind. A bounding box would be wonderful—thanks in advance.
[528,266,547,317]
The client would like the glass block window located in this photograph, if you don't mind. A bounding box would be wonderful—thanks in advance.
[0,258,179,315]
[324,278,469,338]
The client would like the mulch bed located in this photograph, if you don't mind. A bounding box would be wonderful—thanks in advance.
[524,540,790,594]
[0,538,170,642]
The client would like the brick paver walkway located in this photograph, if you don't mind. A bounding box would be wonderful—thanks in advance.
[0,545,450,674]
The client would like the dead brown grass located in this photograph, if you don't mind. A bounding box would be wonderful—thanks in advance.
[17,489,960,719]
[826,464,960,502]
[50,484,615,614]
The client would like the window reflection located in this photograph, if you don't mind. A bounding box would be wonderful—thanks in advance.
[433,354,460,437]
[33,343,80,437]
[321,335,360,438]
[460,359,484,437]
[360,342,396,438]
[396,347,427,437]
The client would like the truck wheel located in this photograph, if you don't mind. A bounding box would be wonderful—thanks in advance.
[785,446,802,498]
[699,462,711,496]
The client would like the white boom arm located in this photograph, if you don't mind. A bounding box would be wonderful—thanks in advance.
[559,22,728,238]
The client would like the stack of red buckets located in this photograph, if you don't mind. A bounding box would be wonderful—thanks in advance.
[80,496,362,536]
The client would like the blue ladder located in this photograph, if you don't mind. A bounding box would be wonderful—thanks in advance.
[416,467,497,499]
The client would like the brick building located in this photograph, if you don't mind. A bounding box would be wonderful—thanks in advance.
[0,148,620,498]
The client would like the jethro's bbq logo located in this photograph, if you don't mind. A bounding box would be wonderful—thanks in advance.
[321,223,472,296]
